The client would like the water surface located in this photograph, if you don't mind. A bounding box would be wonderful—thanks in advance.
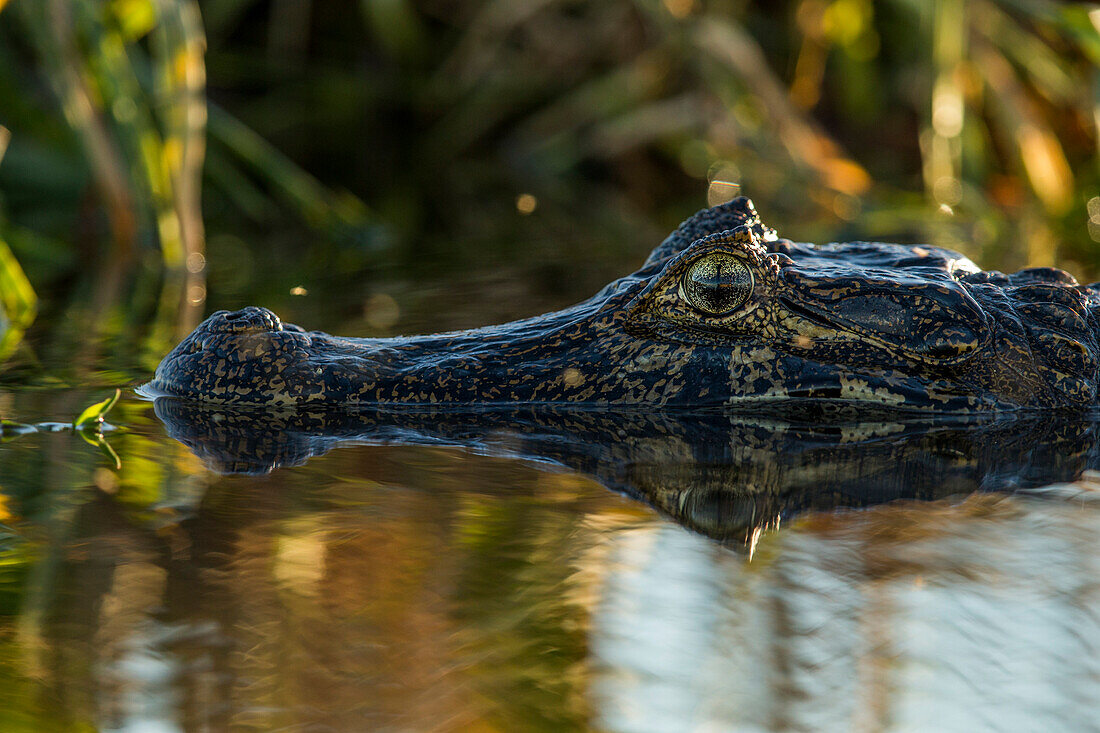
[1,386,1099,731]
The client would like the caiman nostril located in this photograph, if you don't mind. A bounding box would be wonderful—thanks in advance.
[211,306,283,334]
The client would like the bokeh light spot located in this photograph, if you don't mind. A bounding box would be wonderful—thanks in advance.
[707,166,741,207]
[187,285,206,304]
[516,193,538,215]
[561,368,584,388]
[364,293,400,331]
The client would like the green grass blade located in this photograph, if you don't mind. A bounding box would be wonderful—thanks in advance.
[207,104,374,240]
[0,239,37,363]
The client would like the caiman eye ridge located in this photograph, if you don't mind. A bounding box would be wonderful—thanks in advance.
[680,253,754,316]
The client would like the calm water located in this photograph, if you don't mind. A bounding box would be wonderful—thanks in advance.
[2,383,1100,732]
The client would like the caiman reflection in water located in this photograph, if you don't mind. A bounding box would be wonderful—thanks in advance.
[152,398,1100,548]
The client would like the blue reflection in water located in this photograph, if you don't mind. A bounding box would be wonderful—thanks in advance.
[589,494,1100,732]
[590,526,727,732]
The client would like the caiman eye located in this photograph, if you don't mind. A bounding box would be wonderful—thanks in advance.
[680,253,753,315]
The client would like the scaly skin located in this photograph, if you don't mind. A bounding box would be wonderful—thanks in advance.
[149,197,1100,411]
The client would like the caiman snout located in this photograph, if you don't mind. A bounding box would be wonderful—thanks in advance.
[149,305,326,405]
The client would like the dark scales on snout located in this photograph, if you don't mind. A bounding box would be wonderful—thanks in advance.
[150,197,1100,411]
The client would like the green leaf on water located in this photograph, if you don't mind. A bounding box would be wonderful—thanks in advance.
[72,389,121,430]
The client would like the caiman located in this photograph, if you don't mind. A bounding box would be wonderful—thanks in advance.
[149,197,1100,411]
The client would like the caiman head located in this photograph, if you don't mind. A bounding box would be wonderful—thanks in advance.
[149,197,1100,411]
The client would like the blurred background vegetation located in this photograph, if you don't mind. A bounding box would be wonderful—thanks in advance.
[0,0,1097,384]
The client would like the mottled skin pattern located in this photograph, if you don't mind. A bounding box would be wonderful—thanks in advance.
[153,399,1100,547]
[150,197,1100,411]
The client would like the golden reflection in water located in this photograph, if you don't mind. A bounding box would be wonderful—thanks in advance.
[15,443,650,730]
